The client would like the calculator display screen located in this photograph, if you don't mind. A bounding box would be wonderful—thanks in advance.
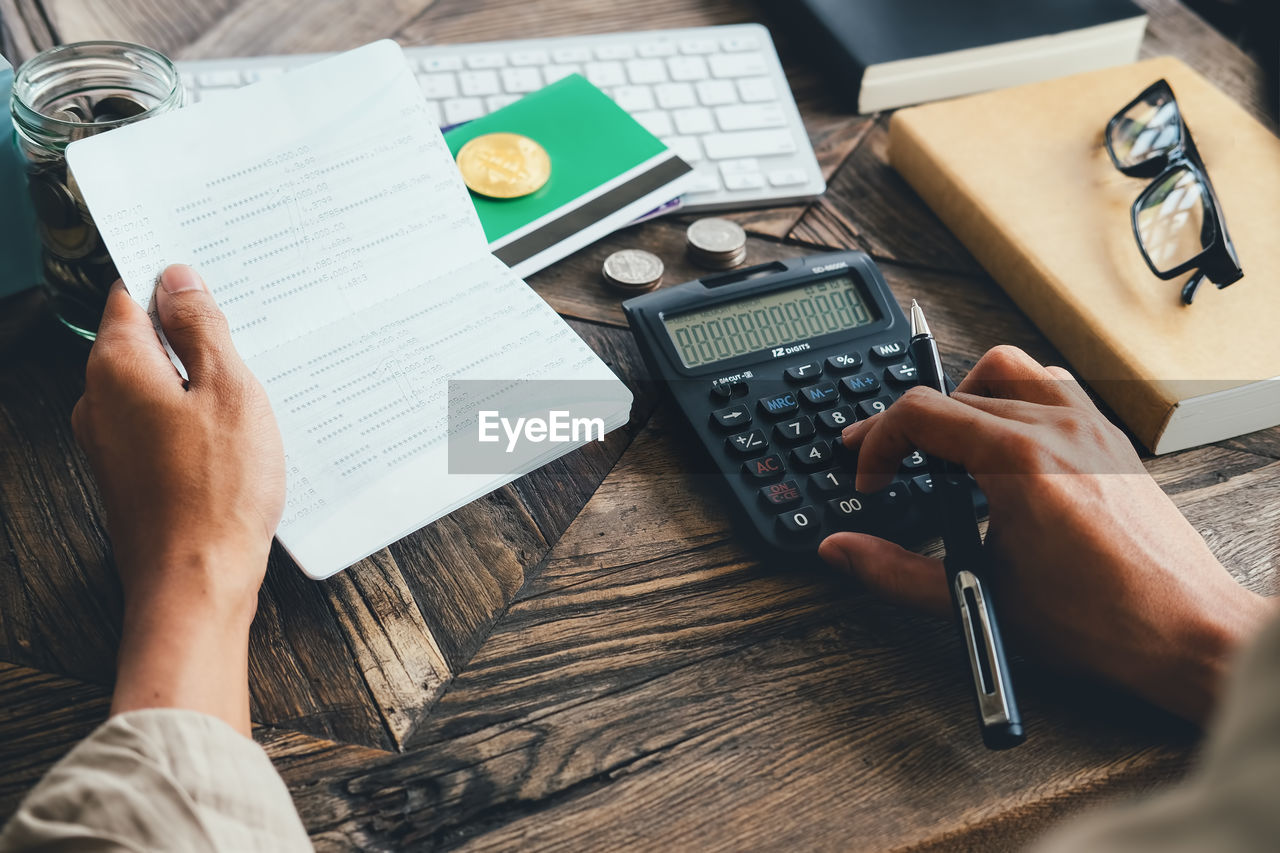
[662,276,878,369]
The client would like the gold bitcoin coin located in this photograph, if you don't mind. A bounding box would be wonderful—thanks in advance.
[456,132,551,199]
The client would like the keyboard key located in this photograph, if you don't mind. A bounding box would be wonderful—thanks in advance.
[696,79,739,106]
[777,505,820,536]
[509,49,550,66]
[709,52,769,78]
[773,415,815,444]
[595,44,636,60]
[768,169,809,187]
[242,67,284,82]
[418,73,458,99]
[910,474,935,496]
[711,404,752,431]
[626,58,667,84]
[885,362,918,385]
[655,82,697,108]
[856,396,895,419]
[722,34,761,52]
[901,450,927,471]
[501,67,543,92]
[760,480,803,510]
[662,135,702,163]
[737,76,777,102]
[826,352,863,373]
[584,61,627,87]
[710,377,749,401]
[879,480,912,509]
[827,493,875,525]
[668,56,710,81]
[443,97,486,123]
[684,163,722,194]
[552,47,592,63]
[638,40,678,58]
[801,382,839,407]
[196,69,243,87]
[680,38,719,54]
[715,104,786,131]
[486,94,521,111]
[422,100,443,125]
[542,64,581,84]
[870,340,908,361]
[723,172,763,191]
[419,56,463,72]
[791,440,833,470]
[702,129,797,159]
[673,107,716,135]
[758,392,800,418]
[612,85,655,111]
[784,361,822,382]
[810,468,854,495]
[840,372,881,397]
[727,429,768,456]
[466,52,506,69]
[817,405,856,431]
[743,454,785,482]
[459,70,500,96]
[631,110,673,137]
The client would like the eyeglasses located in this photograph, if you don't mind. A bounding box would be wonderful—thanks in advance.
[1105,79,1242,305]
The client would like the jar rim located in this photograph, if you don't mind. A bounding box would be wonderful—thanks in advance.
[11,40,182,135]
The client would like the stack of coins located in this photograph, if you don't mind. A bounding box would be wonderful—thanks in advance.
[686,217,747,270]
[601,248,664,294]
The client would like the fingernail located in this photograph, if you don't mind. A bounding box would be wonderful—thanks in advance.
[817,538,851,571]
[160,264,205,293]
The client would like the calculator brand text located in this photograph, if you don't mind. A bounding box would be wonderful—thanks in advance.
[771,342,812,358]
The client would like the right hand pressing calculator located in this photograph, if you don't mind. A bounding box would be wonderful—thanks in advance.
[623,250,986,558]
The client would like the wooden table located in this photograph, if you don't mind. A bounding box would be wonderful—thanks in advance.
[2,1,1276,849]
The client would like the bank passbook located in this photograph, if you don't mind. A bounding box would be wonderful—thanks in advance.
[623,251,985,556]
[67,40,633,579]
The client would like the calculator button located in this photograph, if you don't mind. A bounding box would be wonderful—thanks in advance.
[757,392,799,418]
[742,454,785,481]
[773,415,815,444]
[784,361,822,383]
[710,404,752,431]
[884,362,918,386]
[910,474,935,496]
[800,382,839,408]
[726,429,768,456]
[840,372,881,398]
[870,341,908,362]
[856,396,895,419]
[817,405,856,432]
[759,479,803,510]
[710,377,748,401]
[879,480,912,509]
[790,440,833,470]
[826,352,863,373]
[901,450,927,471]
[809,468,853,494]
[777,505,820,536]
[827,493,874,525]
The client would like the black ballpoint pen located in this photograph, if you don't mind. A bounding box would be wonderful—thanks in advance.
[909,300,1025,750]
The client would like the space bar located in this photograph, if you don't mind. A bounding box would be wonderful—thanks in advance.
[703,129,797,160]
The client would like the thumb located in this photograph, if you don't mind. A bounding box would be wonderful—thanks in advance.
[818,533,950,618]
[154,264,237,386]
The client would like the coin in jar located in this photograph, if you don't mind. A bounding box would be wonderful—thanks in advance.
[92,95,147,122]
[602,249,663,293]
[456,132,551,199]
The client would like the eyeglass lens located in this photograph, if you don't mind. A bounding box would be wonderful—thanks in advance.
[1110,88,1181,169]
[1134,165,1215,273]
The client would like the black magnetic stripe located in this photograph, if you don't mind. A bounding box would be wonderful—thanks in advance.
[493,155,692,267]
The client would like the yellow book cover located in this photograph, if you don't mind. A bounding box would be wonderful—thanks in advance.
[889,57,1280,453]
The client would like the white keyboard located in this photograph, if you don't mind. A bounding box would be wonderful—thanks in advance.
[177,24,825,213]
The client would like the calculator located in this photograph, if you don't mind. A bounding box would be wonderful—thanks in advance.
[622,250,985,557]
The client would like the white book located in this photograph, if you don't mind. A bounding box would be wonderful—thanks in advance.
[68,40,633,579]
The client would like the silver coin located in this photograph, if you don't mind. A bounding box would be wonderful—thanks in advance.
[687,217,746,255]
[602,249,664,289]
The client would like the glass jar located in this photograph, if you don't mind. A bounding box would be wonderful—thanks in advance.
[10,41,183,340]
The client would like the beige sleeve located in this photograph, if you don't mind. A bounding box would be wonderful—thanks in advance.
[1034,612,1280,853]
[0,708,312,853]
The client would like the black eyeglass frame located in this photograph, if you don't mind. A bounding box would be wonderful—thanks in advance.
[1104,79,1242,305]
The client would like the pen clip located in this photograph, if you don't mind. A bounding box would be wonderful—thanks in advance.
[953,569,1014,727]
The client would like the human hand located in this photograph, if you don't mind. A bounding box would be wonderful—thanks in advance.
[818,345,1273,725]
[72,265,284,733]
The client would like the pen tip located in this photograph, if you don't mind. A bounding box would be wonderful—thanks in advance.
[910,300,930,337]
